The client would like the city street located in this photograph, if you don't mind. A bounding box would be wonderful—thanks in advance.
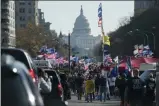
[68,96,120,106]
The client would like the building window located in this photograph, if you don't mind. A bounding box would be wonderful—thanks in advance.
[13,13,15,19]
[10,2,12,9]
[28,8,32,13]
[19,8,25,13]
[28,2,31,5]
[12,22,14,28]
[20,24,26,28]
[10,11,13,18]
[2,19,9,23]
[9,11,11,18]
[10,20,12,27]
[20,16,25,21]
[13,2,15,10]
[19,2,25,5]
[28,16,32,21]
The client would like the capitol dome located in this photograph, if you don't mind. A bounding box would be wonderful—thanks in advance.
[72,5,91,35]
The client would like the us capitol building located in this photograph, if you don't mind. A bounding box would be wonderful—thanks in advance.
[68,6,101,56]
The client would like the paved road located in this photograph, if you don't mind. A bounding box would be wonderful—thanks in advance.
[68,96,120,106]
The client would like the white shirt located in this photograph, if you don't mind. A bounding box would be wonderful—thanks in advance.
[38,77,52,93]
[108,77,116,86]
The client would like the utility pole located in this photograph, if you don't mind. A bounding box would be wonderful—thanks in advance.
[68,33,71,74]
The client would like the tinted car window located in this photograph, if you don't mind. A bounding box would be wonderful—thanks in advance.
[44,70,62,99]
[45,70,60,84]
[2,71,29,106]
[1,49,30,69]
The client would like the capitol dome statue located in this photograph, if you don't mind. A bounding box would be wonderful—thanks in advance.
[72,5,91,36]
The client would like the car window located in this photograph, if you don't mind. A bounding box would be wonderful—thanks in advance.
[45,71,60,84]
[1,49,30,69]
[2,72,29,106]
[59,74,67,82]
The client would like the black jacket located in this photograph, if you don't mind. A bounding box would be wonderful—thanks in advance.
[99,77,106,86]
[127,77,145,100]
[75,77,84,88]
[145,78,156,100]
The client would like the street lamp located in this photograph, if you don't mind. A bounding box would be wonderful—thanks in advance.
[152,26,156,29]
[68,32,71,73]
[135,29,149,45]
[135,27,156,51]
[142,31,155,50]
[125,30,146,45]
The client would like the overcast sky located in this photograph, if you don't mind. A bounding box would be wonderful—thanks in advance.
[38,1,134,36]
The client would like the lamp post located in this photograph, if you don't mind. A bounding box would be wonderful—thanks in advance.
[136,29,149,45]
[135,27,156,51]
[142,31,155,51]
[125,30,146,45]
[68,32,71,73]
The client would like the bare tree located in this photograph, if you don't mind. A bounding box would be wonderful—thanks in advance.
[118,16,131,27]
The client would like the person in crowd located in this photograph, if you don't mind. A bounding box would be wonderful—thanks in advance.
[127,68,145,106]
[106,75,111,100]
[37,68,52,106]
[109,76,116,96]
[75,73,84,100]
[99,75,107,102]
[60,73,71,101]
[85,76,95,102]
[144,73,156,106]
[124,71,132,106]
[92,74,96,100]
[38,68,52,94]
[116,73,127,106]
[95,74,100,96]
[72,75,76,94]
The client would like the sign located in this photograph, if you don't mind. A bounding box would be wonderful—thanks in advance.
[33,60,52,68]
[139,63,156,71]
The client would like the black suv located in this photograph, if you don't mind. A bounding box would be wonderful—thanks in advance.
[1,55,43,106]
[43,69,64,101]
[1,48,38,85]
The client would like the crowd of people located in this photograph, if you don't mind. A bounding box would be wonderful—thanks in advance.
[67,63,156,106]
[34,58,157,106]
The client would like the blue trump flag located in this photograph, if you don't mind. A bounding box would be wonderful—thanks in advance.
[46,48,55,54]
[110,67,118,77]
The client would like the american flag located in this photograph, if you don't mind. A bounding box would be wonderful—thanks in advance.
[59,57,64,64]
[98,3,102,27]
[46,53,56,59]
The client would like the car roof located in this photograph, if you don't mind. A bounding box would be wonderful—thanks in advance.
[2,47,27,53]
[43,69,54,71]
[1,48,32,69]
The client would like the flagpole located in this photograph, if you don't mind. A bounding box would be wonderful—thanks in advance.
[98,3,106,65]
[101,15,105,65]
